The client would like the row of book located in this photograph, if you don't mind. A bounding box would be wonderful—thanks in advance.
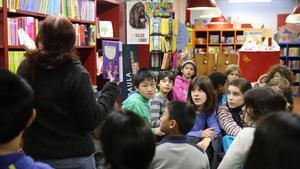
[7,0,95,21]
[149,18,178,36]
[7,16,95,46]
[8,51,25,73]
[287,60,300,70]
[73,24,96,46]
[209,35,245,44]
[281,47,300,56]
[7,17,38,46]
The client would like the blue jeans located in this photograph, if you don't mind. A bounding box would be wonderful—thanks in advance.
[39,154,96,169]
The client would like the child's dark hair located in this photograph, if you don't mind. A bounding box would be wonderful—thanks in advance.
[133,68,156,87]
[0,69,34,144]
[208,71,228,90]
[265,64,294,84]
[229,78,252,94]
[187,75,216,115]
[244,112,300,169]
[244,87,286,122]
[100,109,155,169]
[167,101,196,135]
[157,70,175,89]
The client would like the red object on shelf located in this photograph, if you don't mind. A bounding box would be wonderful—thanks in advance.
[239,51,280,82]
[207,23,233,29]
[208,15,233,29]
[211,15,227,23]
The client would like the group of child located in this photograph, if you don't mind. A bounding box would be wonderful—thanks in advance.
[0,60,299,169]
[1,13,299,169]
[120,60,298,169]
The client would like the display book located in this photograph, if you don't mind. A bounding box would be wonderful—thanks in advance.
[101,40,123,82]
[146,1,178,70]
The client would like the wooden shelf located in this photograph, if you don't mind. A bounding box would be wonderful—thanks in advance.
[8,9,95,24]
[8,45,25,50]
[291,68,300,73]
[97,37,119,40]
[280,56,300,60]
[98,0,119,12]
[195,43,206,46]
[222,43,234,45]
[75,46,96,49]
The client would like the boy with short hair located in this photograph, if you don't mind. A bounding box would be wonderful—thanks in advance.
[150,101,210,169]
[150,70,175,128]
[122,68,156,123]
[0,69,53,169]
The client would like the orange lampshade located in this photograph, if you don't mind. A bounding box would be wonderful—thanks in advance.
[187,0,217,10]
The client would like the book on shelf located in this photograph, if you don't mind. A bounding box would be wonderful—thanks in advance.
[7,0,95,21]
[289,48,299,56]
[8,51,26,73]
[99,21,113,38]
[102,40,123,82]
[236,35,245,44]
[8,17,38,46]
[18,28,37,50]
[208,46,220,54]
[210,35,219,44]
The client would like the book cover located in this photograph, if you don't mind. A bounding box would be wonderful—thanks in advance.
[102,40,123,82]
[99,21,113,38]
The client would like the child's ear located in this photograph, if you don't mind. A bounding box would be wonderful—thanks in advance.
[26,109,37,128]
[169,119,177,129]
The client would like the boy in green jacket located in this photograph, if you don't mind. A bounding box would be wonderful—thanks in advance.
[122,68,156,123]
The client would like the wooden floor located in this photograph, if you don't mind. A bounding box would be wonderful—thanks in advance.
[293,97,300,114]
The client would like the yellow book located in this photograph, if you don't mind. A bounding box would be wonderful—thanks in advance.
[172,19,178,36]
[171,36,176,53]
[161,18,169,35]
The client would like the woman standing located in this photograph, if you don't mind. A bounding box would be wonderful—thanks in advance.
[17,14,118,169]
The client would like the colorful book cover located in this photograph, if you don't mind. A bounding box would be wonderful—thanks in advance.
[102,40,123,82]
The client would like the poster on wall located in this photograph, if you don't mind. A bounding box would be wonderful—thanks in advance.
[126,0,149,44]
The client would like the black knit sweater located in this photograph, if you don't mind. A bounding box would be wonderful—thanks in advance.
[17,59,118,159]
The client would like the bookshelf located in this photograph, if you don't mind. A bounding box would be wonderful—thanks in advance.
[96,0,123,89]
[279,42,300,96]
[0,0,97,84]
[193,28,272,75]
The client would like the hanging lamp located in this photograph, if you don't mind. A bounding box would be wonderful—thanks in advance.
[187,0,222,18]
[286,1,300,24]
